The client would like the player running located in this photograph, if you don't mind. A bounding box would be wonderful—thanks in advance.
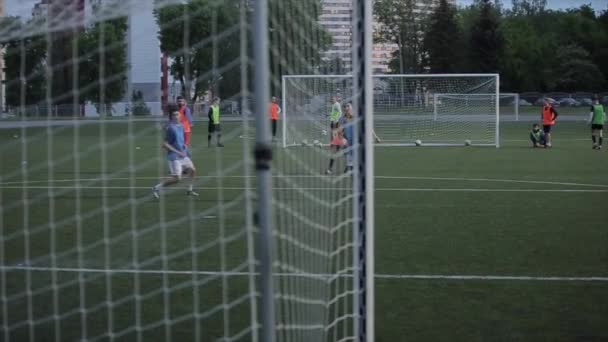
[589,97,606,150]
[152,110,199,199]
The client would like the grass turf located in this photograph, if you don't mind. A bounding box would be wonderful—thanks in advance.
[1,119,607,341]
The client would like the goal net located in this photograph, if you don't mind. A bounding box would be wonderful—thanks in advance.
[434,92,519,122]
[0,0,372,341]
[284,74,501,147]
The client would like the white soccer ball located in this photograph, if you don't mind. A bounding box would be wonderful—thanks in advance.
[415,139,422,146]
[301,139,309,146]
[464,139,472,146]
[313,139,321,146]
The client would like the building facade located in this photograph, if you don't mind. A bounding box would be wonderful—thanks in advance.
[319,0,455,74]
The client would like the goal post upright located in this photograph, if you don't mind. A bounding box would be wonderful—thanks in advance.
[281,75,287,148]
[352,0,374,340]
[496,74,500,148]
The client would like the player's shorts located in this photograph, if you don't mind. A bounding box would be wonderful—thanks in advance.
[330,135,347,147]
[208,123,221,133]
[542,125,553,133]
[591,124,604,130]
[168,157,195,178]
[330,121,339,130]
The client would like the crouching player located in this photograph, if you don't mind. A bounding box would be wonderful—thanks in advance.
[530,123,546,148]
[153,110,199,199]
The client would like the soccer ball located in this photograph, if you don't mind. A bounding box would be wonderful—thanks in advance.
[414,139,422,146]
[464,139,472,146]
[301,139,309,146]
[321,130,328,136]
[313,139,321,146]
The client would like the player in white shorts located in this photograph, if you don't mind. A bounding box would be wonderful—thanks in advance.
[152,109,199,199]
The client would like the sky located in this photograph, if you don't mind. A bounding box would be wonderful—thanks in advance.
[457,0,607,11]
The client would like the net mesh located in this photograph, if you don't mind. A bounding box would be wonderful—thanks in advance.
[0,0,366,341]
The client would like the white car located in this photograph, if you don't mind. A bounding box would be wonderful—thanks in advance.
[557,98,581,107]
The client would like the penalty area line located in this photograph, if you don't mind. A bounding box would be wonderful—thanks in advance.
[2,266,607,282]
[0,185,607,193]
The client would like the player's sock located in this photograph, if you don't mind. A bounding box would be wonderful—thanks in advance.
[592,135,597,143]
[600,137,603,146]
[153,183,162,191]
[208,134,212,146]
[328,158,334,171]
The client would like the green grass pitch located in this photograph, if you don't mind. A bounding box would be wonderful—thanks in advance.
[1,119,607,341]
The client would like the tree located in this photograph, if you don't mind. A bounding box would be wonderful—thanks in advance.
[130,90,151,116]
[500,16,550,91]
[424,0,464,73]
[268,0,332,94]
[554,44,604,92]
[77,17,128,114]
[468,0,504,72]
[375,0,431,73]
[594,10,608,87]
[0,17,47,108]
[511,0,547,16]
[155,0,241,103]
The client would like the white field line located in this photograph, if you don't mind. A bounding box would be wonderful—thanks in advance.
[1,266,607,282]
[1,185,607,193]
[1,175,607,188]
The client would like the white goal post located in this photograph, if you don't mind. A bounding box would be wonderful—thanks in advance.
[282,74,502,147]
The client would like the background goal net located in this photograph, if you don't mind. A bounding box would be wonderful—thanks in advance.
[283,74,500,147]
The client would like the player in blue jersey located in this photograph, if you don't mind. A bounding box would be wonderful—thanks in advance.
[340,103,355,173]
[152,109,199,199]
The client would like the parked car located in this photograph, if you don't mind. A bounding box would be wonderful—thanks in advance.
[579,98,594,106]
[557,98,581,107]
[515,99,532,106]
[534,97,558,106]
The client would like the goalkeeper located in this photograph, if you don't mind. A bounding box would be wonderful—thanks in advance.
[329,95,342,134]
[530,123,546,148]
[589,97,605,150]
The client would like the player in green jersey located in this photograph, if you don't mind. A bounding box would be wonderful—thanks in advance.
[589,98,605,150]
[530,123,546,148]
[208,97,224,147]
[329,96,342,129]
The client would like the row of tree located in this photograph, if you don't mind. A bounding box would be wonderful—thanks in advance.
[375,0,608,92]
[1,0,605,109]
[154,0,330,103]
[0,11,128,111]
